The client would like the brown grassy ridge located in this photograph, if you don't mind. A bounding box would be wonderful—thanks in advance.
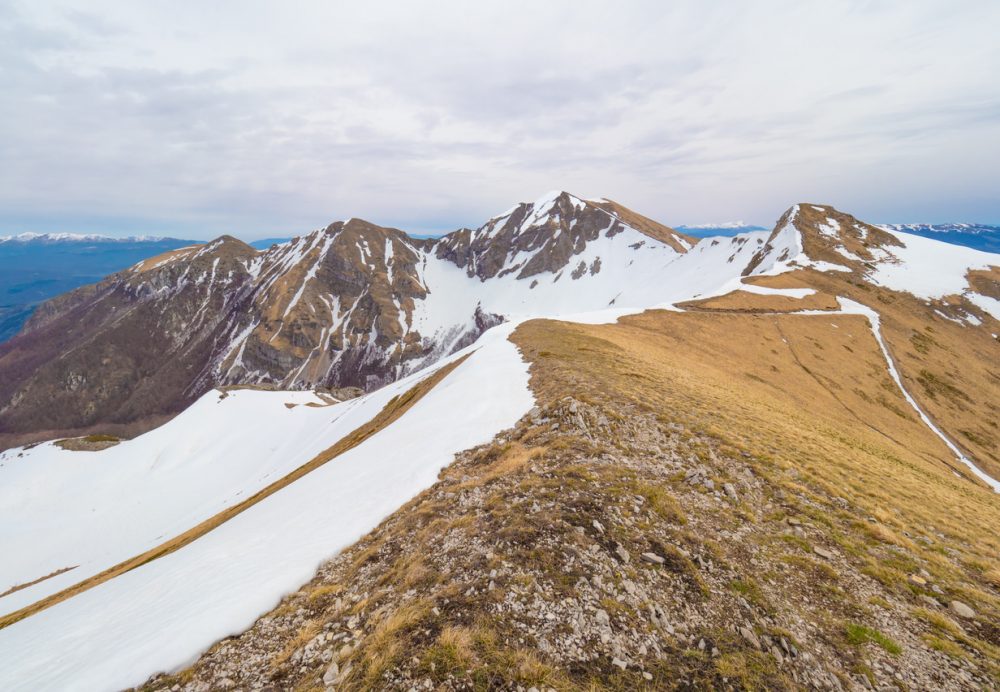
[148,308,998,691]
[0,566,77,600]
[0,354,469,631]
[514,311,1000,677]
[676,288,840,313]
[520,309,1000,560]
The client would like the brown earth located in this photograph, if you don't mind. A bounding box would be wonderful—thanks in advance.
[677,289,841,313]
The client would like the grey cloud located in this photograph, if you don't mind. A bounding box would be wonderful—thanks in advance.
[0,0,998,238]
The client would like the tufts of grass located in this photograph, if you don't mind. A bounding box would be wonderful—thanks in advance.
[781,554,838,582]
[912,607,964,638]
[633,481,687,525]
[307,582,343,604]
[845,623,902,655]
[419,626,476,680]
[729,578,771,612]
[778,533,812,553]
[922,633,966,659]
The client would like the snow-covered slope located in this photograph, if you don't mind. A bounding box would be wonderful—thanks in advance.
[869,229,1000,320]
[0,324,534,691]
[0,388,384,613]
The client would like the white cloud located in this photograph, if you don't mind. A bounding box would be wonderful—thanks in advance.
[1,0,998,239]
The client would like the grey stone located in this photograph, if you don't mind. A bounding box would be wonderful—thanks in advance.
[949,600,975,618]
[812,546,834,560]
[641,552,665,565]
[322,662,340,685]
[739,626,761,650]
[918,595,939,608]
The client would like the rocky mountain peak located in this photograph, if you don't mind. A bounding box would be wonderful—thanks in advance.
[742,202,906,277]
[792,203,903,266]
[432,190,691,281]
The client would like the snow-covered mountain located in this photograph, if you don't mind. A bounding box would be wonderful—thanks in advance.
[0,191,725,447]
[748,205,1000,319]
[0,232,176,244]
[3,194,999,455]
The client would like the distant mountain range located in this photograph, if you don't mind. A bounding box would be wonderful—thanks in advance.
[2,222,997,345]
[0,234,198,342]
[0,233,174,245]
[876,223,1000,253]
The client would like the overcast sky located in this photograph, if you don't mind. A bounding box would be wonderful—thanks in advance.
[2,1,998,240]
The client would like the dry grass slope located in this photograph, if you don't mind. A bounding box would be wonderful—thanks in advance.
[146,310,999,691]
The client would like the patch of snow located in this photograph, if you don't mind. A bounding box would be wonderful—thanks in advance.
[816,217,841,239]
[385,238,395,285]
[869,229,999,300]
[736,283,816,299]
[964,292,1000,322]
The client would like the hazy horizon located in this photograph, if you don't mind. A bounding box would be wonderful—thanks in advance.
[2,191,1000,244]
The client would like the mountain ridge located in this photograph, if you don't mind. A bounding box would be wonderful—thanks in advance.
[0,194,997,465]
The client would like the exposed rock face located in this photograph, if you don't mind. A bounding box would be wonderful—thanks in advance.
[433,191,693,281]
[0,192,692,447]
[742,203,903,277]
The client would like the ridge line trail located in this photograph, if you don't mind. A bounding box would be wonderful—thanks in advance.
[667,295,1000,492]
